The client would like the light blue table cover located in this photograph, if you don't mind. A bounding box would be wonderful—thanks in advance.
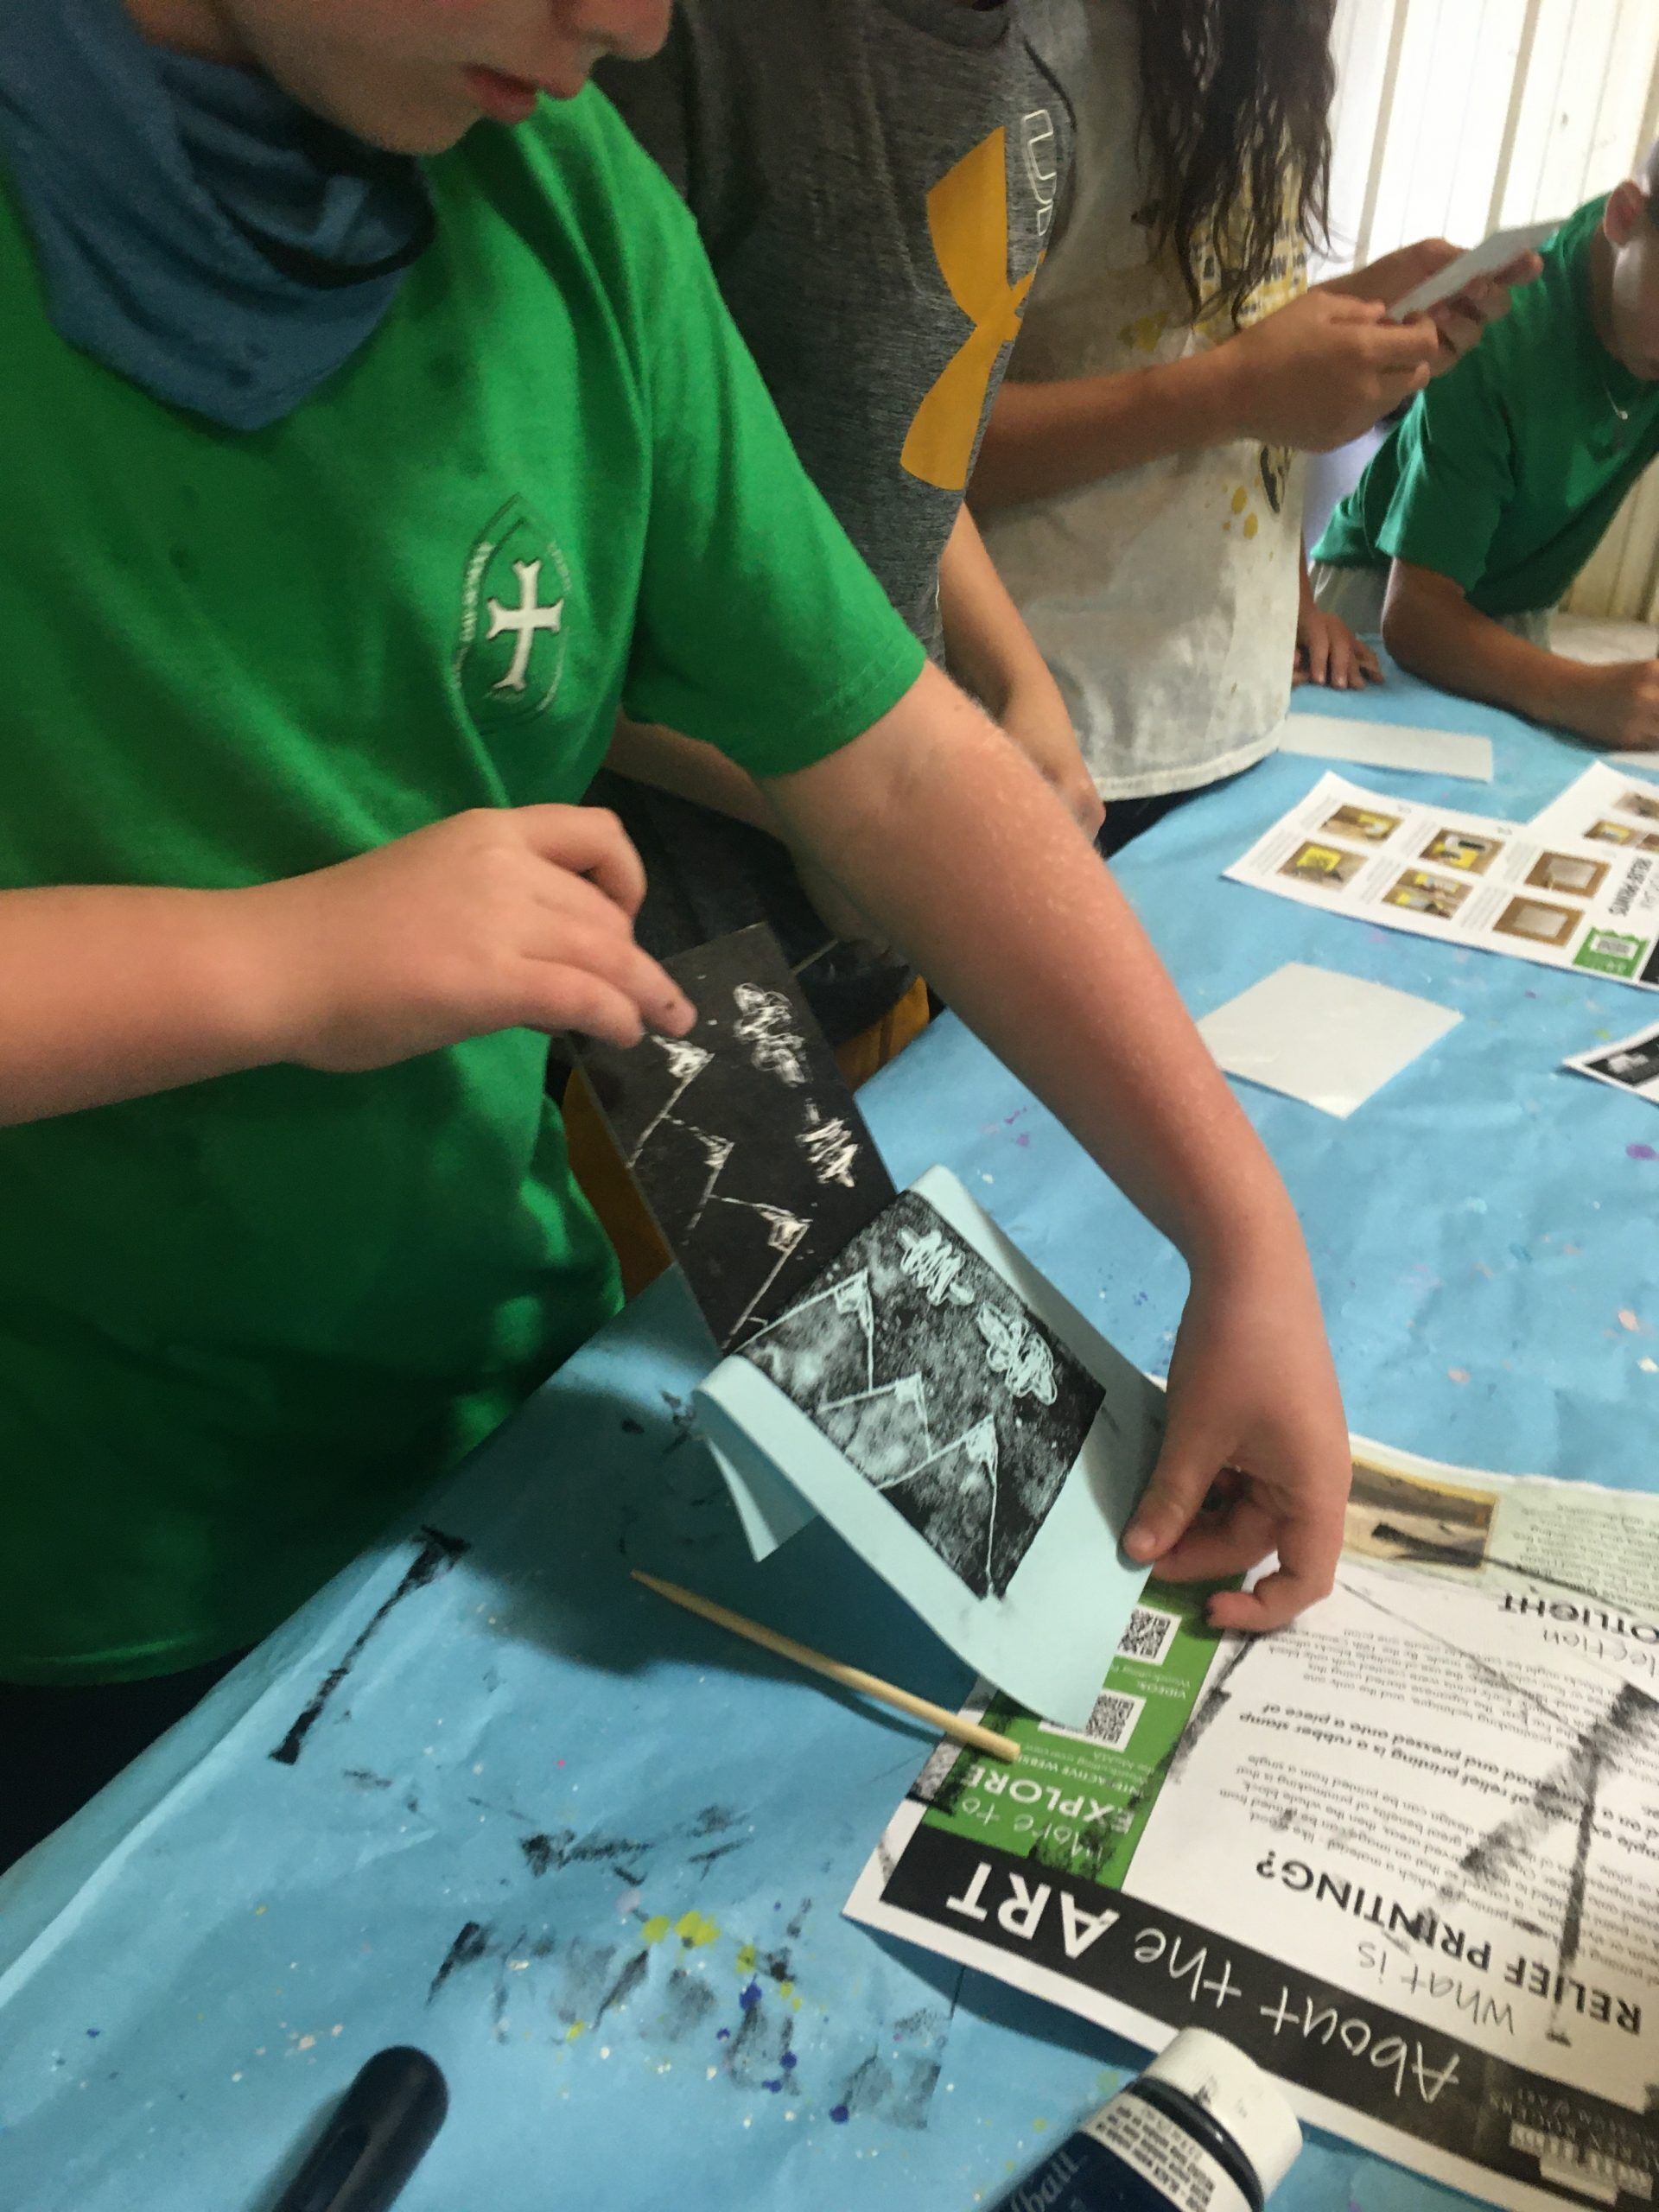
[2,667,1653,2212]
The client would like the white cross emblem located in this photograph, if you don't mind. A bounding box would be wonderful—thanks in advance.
[485,558,564,694]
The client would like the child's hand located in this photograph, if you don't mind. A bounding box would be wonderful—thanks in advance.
[1294,602,1382,690]
[1568,660,1659,751]
[1123,1242,1351,1633]
[1340,238,1543,370]
[1422,251,1542,367]
[1001,687,1105,840]
[242,805,697,1069]
[1220,289,1440,453]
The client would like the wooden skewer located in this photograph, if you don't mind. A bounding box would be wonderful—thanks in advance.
[631,1569,1020,1764]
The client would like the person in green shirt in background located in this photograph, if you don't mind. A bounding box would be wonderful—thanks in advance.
[0,0,1349,1863]
[1312,144,1659,751]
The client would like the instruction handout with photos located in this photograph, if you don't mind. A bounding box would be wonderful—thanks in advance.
[1528,760,1659,855]
[1226,771,1659,989]
[1566,1016,1659,1106]
[848,1442,1659,2210]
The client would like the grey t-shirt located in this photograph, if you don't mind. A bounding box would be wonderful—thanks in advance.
[597,0,1071,652]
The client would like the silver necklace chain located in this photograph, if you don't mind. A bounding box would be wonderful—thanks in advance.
[1597,341,1636,427]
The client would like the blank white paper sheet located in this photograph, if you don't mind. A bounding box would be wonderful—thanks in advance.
[1198,963,1462,1119]
[1277,714,1493,783]
[1384,218,1564,321]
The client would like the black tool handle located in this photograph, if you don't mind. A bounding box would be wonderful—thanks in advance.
[271,2046,448,2212]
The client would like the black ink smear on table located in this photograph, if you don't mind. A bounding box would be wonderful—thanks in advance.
[268,1526,469,1766]
[427,1919,492,2001]
[515,1827,652,1882]
[576,925,894,1350]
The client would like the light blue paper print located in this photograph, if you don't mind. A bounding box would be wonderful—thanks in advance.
[694,1166,1161,1726]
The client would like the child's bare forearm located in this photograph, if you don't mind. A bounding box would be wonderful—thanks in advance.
[938,504,1056,712]
[1381,563,1588,730]
[0,808,699,1127]
[0,885,278,1125]
[969,349,1237,512]
[766,664,1302,1271]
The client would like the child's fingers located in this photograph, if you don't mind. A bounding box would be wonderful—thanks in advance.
[1123,1415,1228,1564]
[517,962,651,1051]
[1487,250,1544,292]
[526,928,696,1039]
[1427,302,1485,363]
[1355,638,1382,683]
[1207,1544,1339,1636]
[1303,621,1332,687]
[529,916,692,1028]
[1147,1496,1277,1586]
[522,955,696,1051]
[1210,1485,1346,1633]
[527,861,651,944]
[514,804,650,917]
[1369,318,1445,371]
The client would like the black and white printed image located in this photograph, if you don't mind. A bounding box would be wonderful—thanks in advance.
[740,1190,1105,1600]
[576,925,894,1348]
[1586,1033,1659,1090]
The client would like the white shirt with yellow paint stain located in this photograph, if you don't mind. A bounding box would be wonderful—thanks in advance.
[982,0,1306,800]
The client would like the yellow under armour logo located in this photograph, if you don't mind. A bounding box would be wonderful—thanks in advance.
[902,128,1036,493]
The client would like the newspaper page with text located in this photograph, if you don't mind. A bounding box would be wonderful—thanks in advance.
[849,1443,1659,2209]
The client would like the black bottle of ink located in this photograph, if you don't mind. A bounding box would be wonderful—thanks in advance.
[982,2030,1302,2212]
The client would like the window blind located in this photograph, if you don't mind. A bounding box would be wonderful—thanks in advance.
[1325,0,1659,617]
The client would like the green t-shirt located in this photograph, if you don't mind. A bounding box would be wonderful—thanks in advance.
[1313,198,1659,617]
[0,90,925,1685]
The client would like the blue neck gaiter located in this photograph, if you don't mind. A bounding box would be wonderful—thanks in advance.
[0,0,435,429]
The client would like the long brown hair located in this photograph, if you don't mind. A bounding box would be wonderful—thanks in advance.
[1128,0,1337,322]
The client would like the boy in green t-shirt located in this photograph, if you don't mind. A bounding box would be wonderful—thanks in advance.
[0,0,1348,1853]
[1313,146,1659,748]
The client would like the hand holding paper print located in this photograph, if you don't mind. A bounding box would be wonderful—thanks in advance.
[1123,1229,1351,1633]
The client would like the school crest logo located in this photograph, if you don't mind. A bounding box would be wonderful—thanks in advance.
[455,496,571,731]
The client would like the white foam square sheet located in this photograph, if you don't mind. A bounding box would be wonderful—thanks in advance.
[1276,714,1493,782]
[1384,218,1564,320]
[1197,962,1462,1118]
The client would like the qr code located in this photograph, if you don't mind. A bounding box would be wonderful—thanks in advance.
[1039,1688,1146,1752]
[1116,1605,1179,1667]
